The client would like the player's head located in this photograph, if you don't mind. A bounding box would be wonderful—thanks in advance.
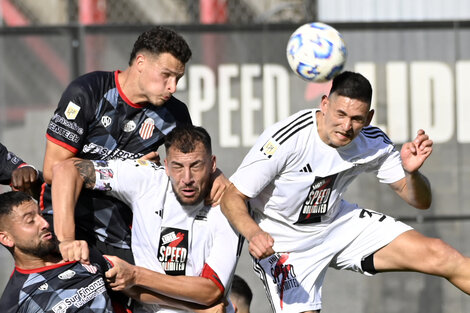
[129,26,192,66]
[230,275,253,313]
[317,71,374,148]
[128,26,192,107]
[164,125,216,206]
[0,191,59,259]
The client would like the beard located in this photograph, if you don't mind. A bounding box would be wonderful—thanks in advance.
[17,233,60,259]
[172,184,209,206]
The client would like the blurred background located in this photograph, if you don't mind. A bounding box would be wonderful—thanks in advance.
[1,0,470,312]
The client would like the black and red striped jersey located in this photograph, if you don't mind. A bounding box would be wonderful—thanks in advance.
[42,70,191,253]
[0,256,127,313]
[0,143,25,185]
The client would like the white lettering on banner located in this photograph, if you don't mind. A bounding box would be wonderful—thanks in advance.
[456,61,470,143]
[181,61,470,147]
[241,64,262,146]
[219,64,240,147]
[410,62,454,143]
[185,64,290,148]
[188,65,215,126]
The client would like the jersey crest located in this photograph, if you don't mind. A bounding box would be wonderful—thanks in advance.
[158,227,189,275]
[295,174,338,224]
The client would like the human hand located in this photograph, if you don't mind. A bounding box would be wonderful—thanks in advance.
[400,129,433,173]
[11,166,40,195]
[248,230,275,259]
[139,151,161,166]
[205,169,230,207]
[104,255,137,291]
[58,240,90,264]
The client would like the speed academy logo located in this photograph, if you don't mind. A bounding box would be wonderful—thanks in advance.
[158,227,188,275]
[267,253,298,309]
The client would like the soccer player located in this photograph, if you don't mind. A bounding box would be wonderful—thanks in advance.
[221,71,470,312]
[229,275,252,313]
[0,191,129,313]
[0,143,43,200]
[51,125,241,312]
[41,26,228,264]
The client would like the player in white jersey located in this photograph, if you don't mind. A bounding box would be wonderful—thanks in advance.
[221,71,470,312]
[51,125,241,313]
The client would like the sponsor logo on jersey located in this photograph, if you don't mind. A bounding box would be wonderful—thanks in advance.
[123,120,136,132]
[267,253,299,309]
[261,138,279,158]
[38,283,48,291]
[158,227,188,276]
[52,277,106,313]
[51,114,84,135]
[64,101,80,120]
[139,118,155,140]
[295,173,338,224]
[58,269,76,280]
[101,115,112,127]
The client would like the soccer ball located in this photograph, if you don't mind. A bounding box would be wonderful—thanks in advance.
[286,22,347,83]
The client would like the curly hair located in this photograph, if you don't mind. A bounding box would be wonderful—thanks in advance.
[129,26,192,65]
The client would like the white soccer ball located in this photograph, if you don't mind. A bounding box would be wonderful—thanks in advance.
[286,22,347,83]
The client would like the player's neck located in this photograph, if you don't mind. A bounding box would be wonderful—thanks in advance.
[15,251,62,270]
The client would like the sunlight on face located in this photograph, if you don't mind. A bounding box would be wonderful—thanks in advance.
[138,52,185,106]
[165,142,215,206]
[317,93,373,148]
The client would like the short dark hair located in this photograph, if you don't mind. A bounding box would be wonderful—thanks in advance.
[164,125,212,155]
[329,71,372,105]
[231,275,253,306]
[0,191,33,228]
[129,26,192,65]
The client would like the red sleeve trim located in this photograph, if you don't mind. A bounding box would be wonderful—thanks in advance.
[39,182,46,211]
[15,261,76,274]
[46,134,79,154]
[201,263,224,293]
[17,162,28,168]
[115,70,145,109]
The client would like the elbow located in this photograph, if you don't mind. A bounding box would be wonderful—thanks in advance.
[199,288,223,306]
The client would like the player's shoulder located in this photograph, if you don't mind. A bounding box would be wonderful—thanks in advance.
[265,109,315,140]
[359,125,394,147]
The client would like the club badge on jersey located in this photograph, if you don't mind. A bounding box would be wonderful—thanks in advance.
[139,118,155,140]
[158,227,189,275]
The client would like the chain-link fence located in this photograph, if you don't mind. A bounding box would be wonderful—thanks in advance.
[1,0,318,26]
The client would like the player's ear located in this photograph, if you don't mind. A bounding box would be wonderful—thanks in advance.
[211,155,217,174]
[320,95,329,113]
[365,109,375,126]
[164,158,169,176]
[0,231,14,248]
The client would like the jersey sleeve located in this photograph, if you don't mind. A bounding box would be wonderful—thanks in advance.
[0,143,26,185]
[230,111,311,198]
[201,208,241,293]
[375,147,406,184]
[91,159,163,208]
[46,77,96,154]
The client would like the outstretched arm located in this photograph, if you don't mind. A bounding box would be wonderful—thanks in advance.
[220,183,274,259]
[104,255,223,306]
[389,129,433,210]
[51,158,96,263]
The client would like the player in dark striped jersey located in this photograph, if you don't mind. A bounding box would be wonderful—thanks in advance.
[0,191,130,313]
[41,26,228,265]
[0,143,43,200]
[222,71,470,312]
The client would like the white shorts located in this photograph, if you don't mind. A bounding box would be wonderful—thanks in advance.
[253,204,413,312]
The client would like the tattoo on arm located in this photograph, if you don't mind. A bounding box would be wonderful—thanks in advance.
[72,160,96,189]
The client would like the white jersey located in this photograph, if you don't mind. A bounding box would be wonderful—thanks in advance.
[230,109,405,252]
[92,159,241,313]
